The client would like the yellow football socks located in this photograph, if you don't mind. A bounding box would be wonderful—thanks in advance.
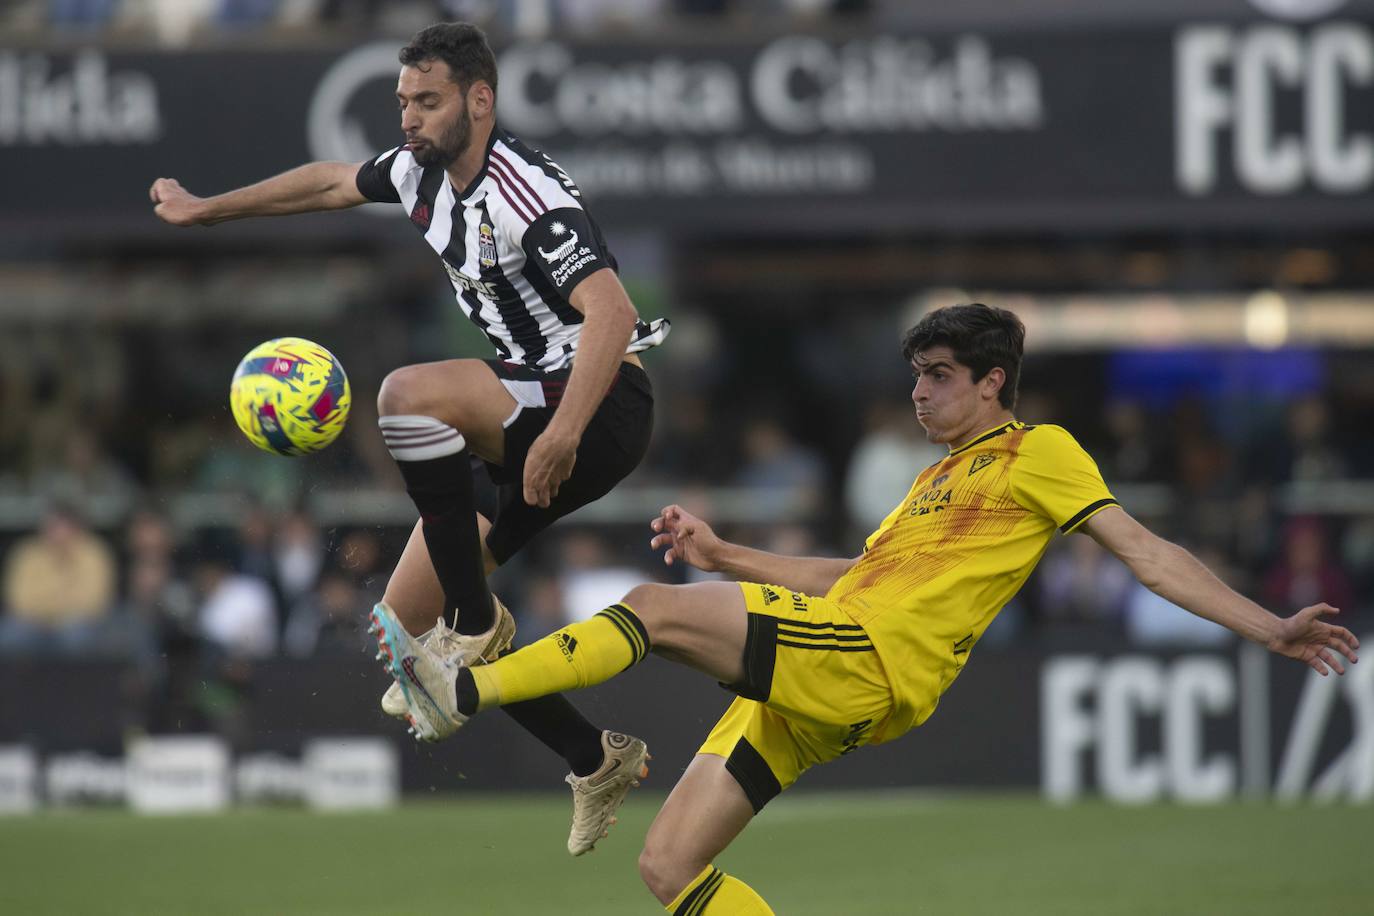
[469,603,649,711]
[666,865,774,915]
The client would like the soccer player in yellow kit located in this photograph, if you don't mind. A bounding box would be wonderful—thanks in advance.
[372,302,1360,914]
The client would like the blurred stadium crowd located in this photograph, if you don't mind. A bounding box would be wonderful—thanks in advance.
[1,301,1371,697]
[5,0,872,44]
[2,0,1371,752]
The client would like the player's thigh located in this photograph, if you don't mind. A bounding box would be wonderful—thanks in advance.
[382,515,496,632]
[480,362,653,563]
[376,359,515,461]
[641,753,755,902]
[626,581,749,687]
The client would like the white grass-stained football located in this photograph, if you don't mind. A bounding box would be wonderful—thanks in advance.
[229,337,351,456]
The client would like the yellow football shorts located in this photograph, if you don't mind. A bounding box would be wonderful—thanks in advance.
[697,582,894,811]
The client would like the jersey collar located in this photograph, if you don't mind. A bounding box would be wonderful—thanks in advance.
[947,419,1023,457]
[454,126,501,201]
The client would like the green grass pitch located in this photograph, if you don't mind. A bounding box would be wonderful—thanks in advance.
[1,792,1365,914]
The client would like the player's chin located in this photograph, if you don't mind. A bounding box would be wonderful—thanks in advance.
[409,141,439,164]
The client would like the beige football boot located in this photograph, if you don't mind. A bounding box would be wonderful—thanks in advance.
[565,730,650,856]
[379,595,516,719]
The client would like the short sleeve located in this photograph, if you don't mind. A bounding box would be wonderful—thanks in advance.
[355,147,404,204]
[520,206,612,296]
[1010,426,1118,533]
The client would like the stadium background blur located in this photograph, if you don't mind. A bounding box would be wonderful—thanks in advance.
[0,2,1371,913]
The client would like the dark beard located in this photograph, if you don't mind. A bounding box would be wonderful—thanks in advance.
[411,104,471,168]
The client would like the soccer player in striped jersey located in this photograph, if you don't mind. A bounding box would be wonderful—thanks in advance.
[371,303,1360,914]
[149,22,667,854]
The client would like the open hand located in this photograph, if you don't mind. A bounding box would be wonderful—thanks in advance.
[523,428,578,508]
[149,177,207,226]
[1268,603,1360,676]
[649,504,722,571]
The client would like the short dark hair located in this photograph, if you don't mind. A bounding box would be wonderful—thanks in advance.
[901,303,1025,409]
[399,22,498,96]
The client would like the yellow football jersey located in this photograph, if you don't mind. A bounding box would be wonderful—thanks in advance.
[826,420,1117,741]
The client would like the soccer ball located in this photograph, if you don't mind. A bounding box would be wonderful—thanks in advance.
[229,338,351,456]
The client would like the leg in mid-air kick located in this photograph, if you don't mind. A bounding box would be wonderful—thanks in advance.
[372,580,786,912]
[373,356,651,855]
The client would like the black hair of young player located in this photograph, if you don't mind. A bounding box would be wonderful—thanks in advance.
[399,22,499,97]
[901,303,1025,410]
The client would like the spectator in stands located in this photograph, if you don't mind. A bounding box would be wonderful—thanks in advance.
[124,505,178,564]
[1037,533,1134,627]
[273,506,325,620]
[1272,396,1350,483]
[1263,516,1355,620]
[508,570,568,645]
[1101,399,1167,483]
[235,500,279,592]
[284,567,365,656]
[33,428,141,523]
[118,507,196,662]
[843,401,944,534]
[1125,544,1234,646]
[733,417,827,515]
[556,530,652,624]
[193,533,278,659]
[1170,400,1240,548]
[649,392,739,488]
[0,502,117,656]
[123,554,196,654]
[336,527,388,606]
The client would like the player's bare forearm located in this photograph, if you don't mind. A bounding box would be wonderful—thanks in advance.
[651,504,858,596]
[713,543,858,597]
[549,269,638,440]
[1086,507,1281,644]
[1139,538,1282,644]
[1084,506,1359,677]
[150,161,366,226]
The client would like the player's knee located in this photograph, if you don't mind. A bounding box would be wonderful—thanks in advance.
[622,583,674,644]
[637,842,698,905]
[376,365,429,417]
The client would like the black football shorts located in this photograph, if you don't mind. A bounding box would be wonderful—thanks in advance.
[472,358,653,563]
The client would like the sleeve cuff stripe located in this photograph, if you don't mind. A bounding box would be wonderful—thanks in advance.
[1060,498,1120,533]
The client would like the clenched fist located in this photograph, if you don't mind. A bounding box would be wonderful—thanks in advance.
[149,177,208,226]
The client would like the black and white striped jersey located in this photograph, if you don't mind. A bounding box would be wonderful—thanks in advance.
[355,128,669,371]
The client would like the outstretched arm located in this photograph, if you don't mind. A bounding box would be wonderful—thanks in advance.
[1084,506,1360,675]
[149,161,368,226]
[650,504,858,597]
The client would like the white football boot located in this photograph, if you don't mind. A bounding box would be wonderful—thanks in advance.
[379,597,516,719]
[565,730,651,856]
[369,601,468,742]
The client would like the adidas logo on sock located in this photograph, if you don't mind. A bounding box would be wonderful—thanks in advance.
[557,632,578,661]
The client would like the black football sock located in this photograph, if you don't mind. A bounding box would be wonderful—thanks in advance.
[503,698,606,777]
[456,662,605,776]
[379,415,494,634]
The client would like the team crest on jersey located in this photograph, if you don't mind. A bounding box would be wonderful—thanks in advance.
[478,223,497,268]
[968,453,999,476]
